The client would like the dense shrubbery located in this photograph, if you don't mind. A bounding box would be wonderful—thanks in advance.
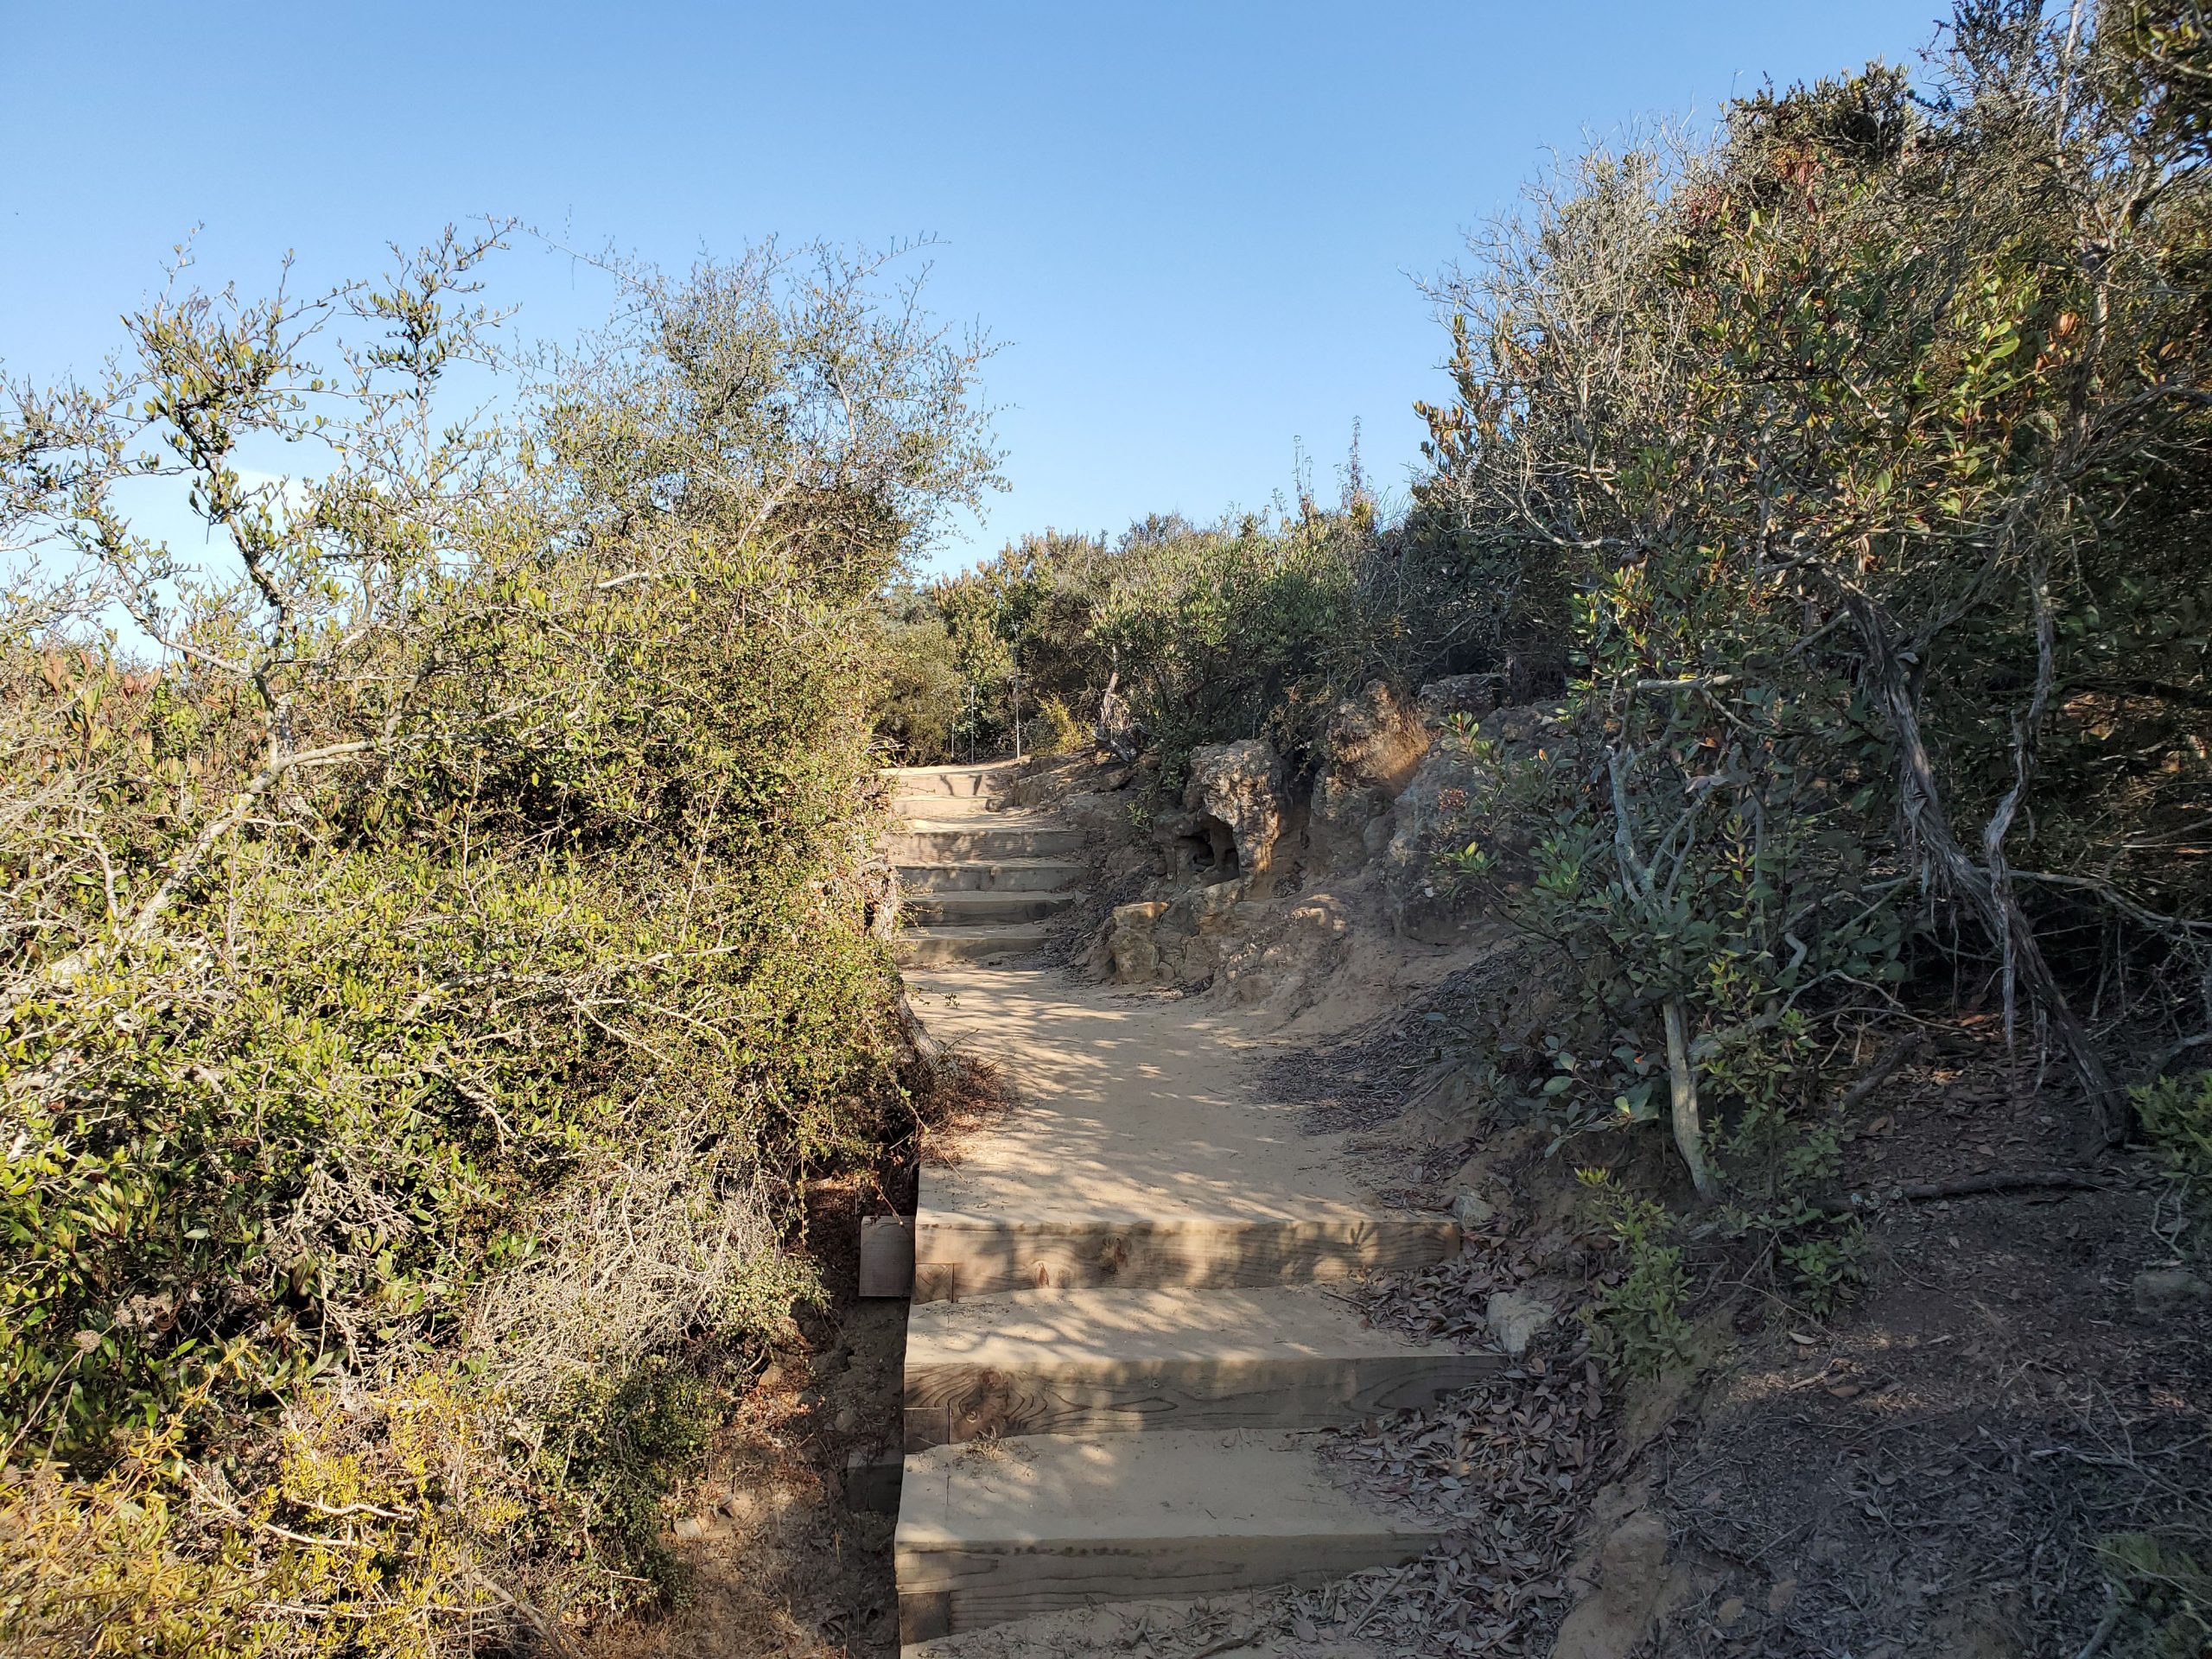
[1414,5,2212,1206]
[0,234,995,1650]
[872,493,1516,784]
[899,3,2212,1239]
[11,1,2211,1642]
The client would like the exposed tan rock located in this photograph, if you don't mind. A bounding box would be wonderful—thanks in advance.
[1103,899,1173,984]
[1484,1287,1554,1356]
[1302,683,1427,874]
[1414,672,1497,727]
[1309,771,1388,872]
[1099,878,1266,988]
[1322,680,1428,794]
[1218,893,1352,1007]
[1168,874,1249,937]
[1552,1508,1688,1659]
[1183,739,1287,880]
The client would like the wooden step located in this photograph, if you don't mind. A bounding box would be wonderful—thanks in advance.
[893,792,1003,820]
[880,763,1021,798]
[886,824,1084,861]
[895,924,1055,967]
[901,889,1083,926]
[895,1430,1442,1643]
[911,1211,1460,1301]
[898,859,1086,894]
[903,1287,1499,1448]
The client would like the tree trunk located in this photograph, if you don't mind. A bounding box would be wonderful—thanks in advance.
[1843,594,2122,1142]
[1662,995,1717,1199]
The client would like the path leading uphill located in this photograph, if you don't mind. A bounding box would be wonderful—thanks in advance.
[879,763,1489,1652]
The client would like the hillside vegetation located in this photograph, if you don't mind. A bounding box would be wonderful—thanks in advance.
[0,237,994,1652]
[9,0,2212,1652]
[883,3,2212,1198]
[867,12,2212,1642]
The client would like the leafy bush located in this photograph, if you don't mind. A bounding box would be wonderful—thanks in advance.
[0,232,995,1648]
[868,594,969,764]
[2095,1532,2212,1659]
[1033,694,1088,757]
[1090,509,1380,785]
[877,500,1420,785]
[1417,10,2212,1214]
[1577,1169,1694,1376]
[868,528,1117,763]
[2137,1070,2212,1240]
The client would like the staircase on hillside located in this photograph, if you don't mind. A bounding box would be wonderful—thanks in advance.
[880,762,1487,1653]
[883,762,1085,966]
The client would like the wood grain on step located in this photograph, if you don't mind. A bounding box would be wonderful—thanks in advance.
[911,1215,1459,1300]
[895,1530,1433,1636]
[901,1351,1501,1448]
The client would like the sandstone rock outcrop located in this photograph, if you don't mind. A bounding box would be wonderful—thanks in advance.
[1304,682,1427,873]
[1098,880,1249,987]
[1322,680,1427,792]
[1216,893,1351,1007]
[1101,899,1173,983]
[1308,770,1389,872]
[1180,739,1287,881]
[1415,671,1497,727]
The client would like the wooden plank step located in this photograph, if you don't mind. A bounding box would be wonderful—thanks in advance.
[879,763,1023,798]
[895,924,1055,967]
[901,889,1083,925]
[903,1286,1499,1447]
[886,825,1084,860]
[897,859,1087,894]
[893,792,1003,820]
[859,1215,917,1298]
[911,1211,1459,1301]
[895,1429,1441,1643]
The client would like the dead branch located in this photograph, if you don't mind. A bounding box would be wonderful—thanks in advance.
[1839,1033,1928,1113]
[1815,1168,2122,1213]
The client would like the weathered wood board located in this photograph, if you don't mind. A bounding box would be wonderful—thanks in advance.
[896,1526,1437,1639]
[911,1214,1460,1301]
[900,1350,1501,1448]
[858,1215,916,1299]
[894,1431,1446,1640]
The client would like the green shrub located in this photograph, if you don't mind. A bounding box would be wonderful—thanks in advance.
[542,1358,721,1599]
[875,485,1500,785]
[1775,1224,1868,1318]
[2137,1071,2212,1238]
[0,232,995,1648]
[1033,694,1089,757]
[1578,1169,1694,1377]
[1421,25,2212,1160]
[870,602,969,763]
[2095,1533,2212,1658]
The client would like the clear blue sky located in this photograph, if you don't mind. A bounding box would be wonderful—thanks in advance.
[3,2,1948,575]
